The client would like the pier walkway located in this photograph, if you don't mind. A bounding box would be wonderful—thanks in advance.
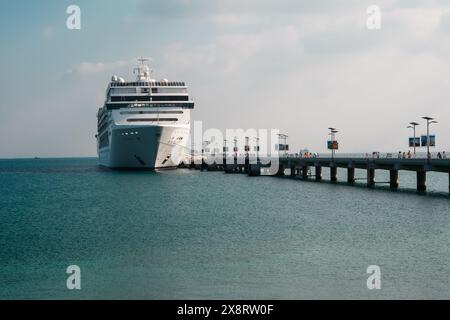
[182,156,450,193]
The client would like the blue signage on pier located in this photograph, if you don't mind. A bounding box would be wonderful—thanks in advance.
[327,141,339,150]
[421,135,436,147]
[409,137,420,147]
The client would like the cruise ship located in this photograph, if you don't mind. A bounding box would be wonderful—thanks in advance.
[96,59,194,169]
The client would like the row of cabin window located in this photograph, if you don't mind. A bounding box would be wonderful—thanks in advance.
[148,88,188,93]
[110,96,189,102]
[106,102,194,110]
[111,81,185,87]
[110,88,188,94]
[126,118,178,122]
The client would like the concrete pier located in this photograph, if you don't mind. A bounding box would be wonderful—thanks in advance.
[285,157,449,192]
[347,168,355,184]
[189,156,450,194]
[390,170,399,189]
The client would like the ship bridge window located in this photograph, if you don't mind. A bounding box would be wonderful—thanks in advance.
[111,96,152,102]
[111,88,136,94]
[152,96,189,101]
[155,88,188,94]
[127,118,178,122]
[120,110,183,115]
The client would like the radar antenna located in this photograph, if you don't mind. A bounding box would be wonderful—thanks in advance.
[134,56,153,81]
[137,56,150,65]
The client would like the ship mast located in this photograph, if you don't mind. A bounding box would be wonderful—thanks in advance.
[134,57,153,81]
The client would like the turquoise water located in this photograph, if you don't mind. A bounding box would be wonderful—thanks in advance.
[0,158,449,299]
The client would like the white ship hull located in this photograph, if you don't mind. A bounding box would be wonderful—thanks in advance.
[98,124,190,169]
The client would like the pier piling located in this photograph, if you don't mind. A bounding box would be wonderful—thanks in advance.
[367,168,375,187]
[347,168,355,184]
[417,171,427,192]
[390,170,399,189]
[244,156,250,173]
[330,167,338,182]
[315,166,322,181]
[248,164,261,176]
[276,165,285,176]
[290,165,297,177]
[301,166,308,179]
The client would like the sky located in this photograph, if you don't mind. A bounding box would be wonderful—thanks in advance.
[1,0,450,158]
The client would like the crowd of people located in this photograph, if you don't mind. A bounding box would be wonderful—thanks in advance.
[290,151,448,159]
[294,152,319,158]
[396,151,447,159]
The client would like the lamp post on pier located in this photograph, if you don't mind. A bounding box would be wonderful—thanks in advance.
[254,137,260,164]
[233,137,238,165]
[245,136,250,156]
[277,133,288,157]
[223,139,227,165]
[328,127,338,160]
[407,122,419,155]
[422,117,438,160]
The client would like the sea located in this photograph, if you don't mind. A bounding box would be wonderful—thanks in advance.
[0,157,449,299]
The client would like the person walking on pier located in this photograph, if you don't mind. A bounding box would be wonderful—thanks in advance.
[443,151,447,159]
[437,152,442,159]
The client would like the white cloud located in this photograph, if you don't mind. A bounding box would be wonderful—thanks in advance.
[67,59,135,77]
